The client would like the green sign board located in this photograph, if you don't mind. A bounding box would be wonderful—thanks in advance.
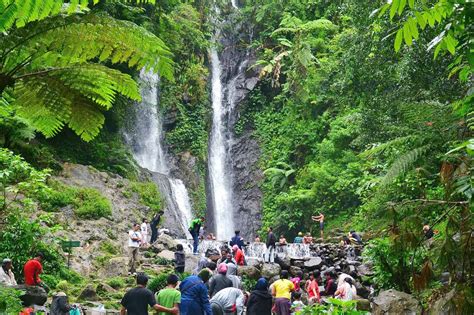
[62,241,81,248]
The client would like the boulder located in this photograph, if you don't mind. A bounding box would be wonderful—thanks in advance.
[155,234,178,251]
[356,263,374,277]
[151,243,166,253]
[246,257,263,268]
[275,255,291,270]
[78,284,98,301]
[304,257,322,270]
[96,282,116,295]
[429,289,456,315]
[157,250,175,261]
[18,285,47,306]
[101,257,128,277]
[238,266,261,280]
[261,263,281,279]
[289,266,303,277]
[355,281,371,299]
[185,254,199,274]
[356,299,371,311]
[372,289,421,315]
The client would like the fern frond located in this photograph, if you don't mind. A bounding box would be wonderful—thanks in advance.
[5,14,174,80]
[0,0,98,32]
[360,136,416,158]
[380,145,431,186]
[12,63,140,141]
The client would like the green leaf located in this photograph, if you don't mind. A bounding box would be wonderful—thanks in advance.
[408,0,415,8]
[409,18,419,40]
[403,22,412,46]
[444,34,457,55]
[415,12,427,29]
[378,3,391,18]
[390,0,400,19]
[398,0,407,15]
[394,28,404,52]
[433,42,443,59]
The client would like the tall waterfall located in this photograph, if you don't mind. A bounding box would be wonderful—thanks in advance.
[209,46,235,240]
[125,69,193,238]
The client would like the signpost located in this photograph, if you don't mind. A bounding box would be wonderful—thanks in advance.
[61,240,81,268]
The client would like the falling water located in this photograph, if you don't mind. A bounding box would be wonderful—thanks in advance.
[231,0,238,9]
[125,69,193,238]
[208,46,235,240]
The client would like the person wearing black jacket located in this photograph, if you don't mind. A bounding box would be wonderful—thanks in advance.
[50,292,72,315]
[229,230,245,249]
[150,211,164,244]
[174,244,185,273]
[247,278,272,315]
[266,227,277,263]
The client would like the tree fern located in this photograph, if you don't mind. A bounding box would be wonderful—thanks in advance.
[380,145,431,186]
[0,8,173,140]
[12,64,140,141]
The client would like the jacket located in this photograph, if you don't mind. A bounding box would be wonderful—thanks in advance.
[230,236,244,249]
[174,250,185,268]
[246,289,273,315]
[266,232,276,247]
[209,274,233,297]
[179,275,212,315]
[210,287,244,315]
[50,293,71,315]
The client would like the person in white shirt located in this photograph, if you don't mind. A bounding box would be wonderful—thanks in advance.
[0,258,17,286]
[210,287,245,315]
[128,224,142,275]
[335,277,357,301]
[140,218,149,246]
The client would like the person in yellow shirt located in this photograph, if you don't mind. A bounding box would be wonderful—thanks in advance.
[271,270,294,315]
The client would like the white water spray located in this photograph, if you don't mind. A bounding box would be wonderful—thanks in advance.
[125,69,193,237]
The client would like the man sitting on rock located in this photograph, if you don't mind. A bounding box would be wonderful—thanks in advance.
[24,252,49,292]
[0,258,17,286]
[121,273,178,315]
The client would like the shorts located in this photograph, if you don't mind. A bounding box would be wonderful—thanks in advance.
[320,221,324,230]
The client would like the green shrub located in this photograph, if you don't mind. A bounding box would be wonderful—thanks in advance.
[129,182,162,212]
[298,298,369,314]
[100,241,120,255]
[242,276,257,292]
[147,272,190,293]
[74,188,112,219]
[56,280,69,293]
[0,287,23,314]
[106,277,126,289]
[154,257,173,266]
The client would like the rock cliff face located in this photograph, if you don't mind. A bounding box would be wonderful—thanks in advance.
[232,130,263,240]
[206,7,262,240]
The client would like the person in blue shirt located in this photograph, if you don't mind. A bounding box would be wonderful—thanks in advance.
[293,232,304,244]
[229,230,245,249]
[179,269,212,315]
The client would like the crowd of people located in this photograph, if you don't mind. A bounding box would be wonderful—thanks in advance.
[120,247,360,315]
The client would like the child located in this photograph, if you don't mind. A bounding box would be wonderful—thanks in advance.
[174,244,186,273]
[156,274,181,315]
[291,291,305,314]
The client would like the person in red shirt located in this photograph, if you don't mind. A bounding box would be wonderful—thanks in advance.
[231,245,245,266]
[24,253,44,287]
[305,271,321,304]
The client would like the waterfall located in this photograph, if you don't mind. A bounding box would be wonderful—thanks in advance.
[231,0,238,9]
[124,69,193,238]
[208,46,235,240]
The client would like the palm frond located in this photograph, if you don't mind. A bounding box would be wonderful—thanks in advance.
[380,145,431,186]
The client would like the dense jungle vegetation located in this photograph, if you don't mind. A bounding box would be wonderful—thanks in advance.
[0,0,472,313]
